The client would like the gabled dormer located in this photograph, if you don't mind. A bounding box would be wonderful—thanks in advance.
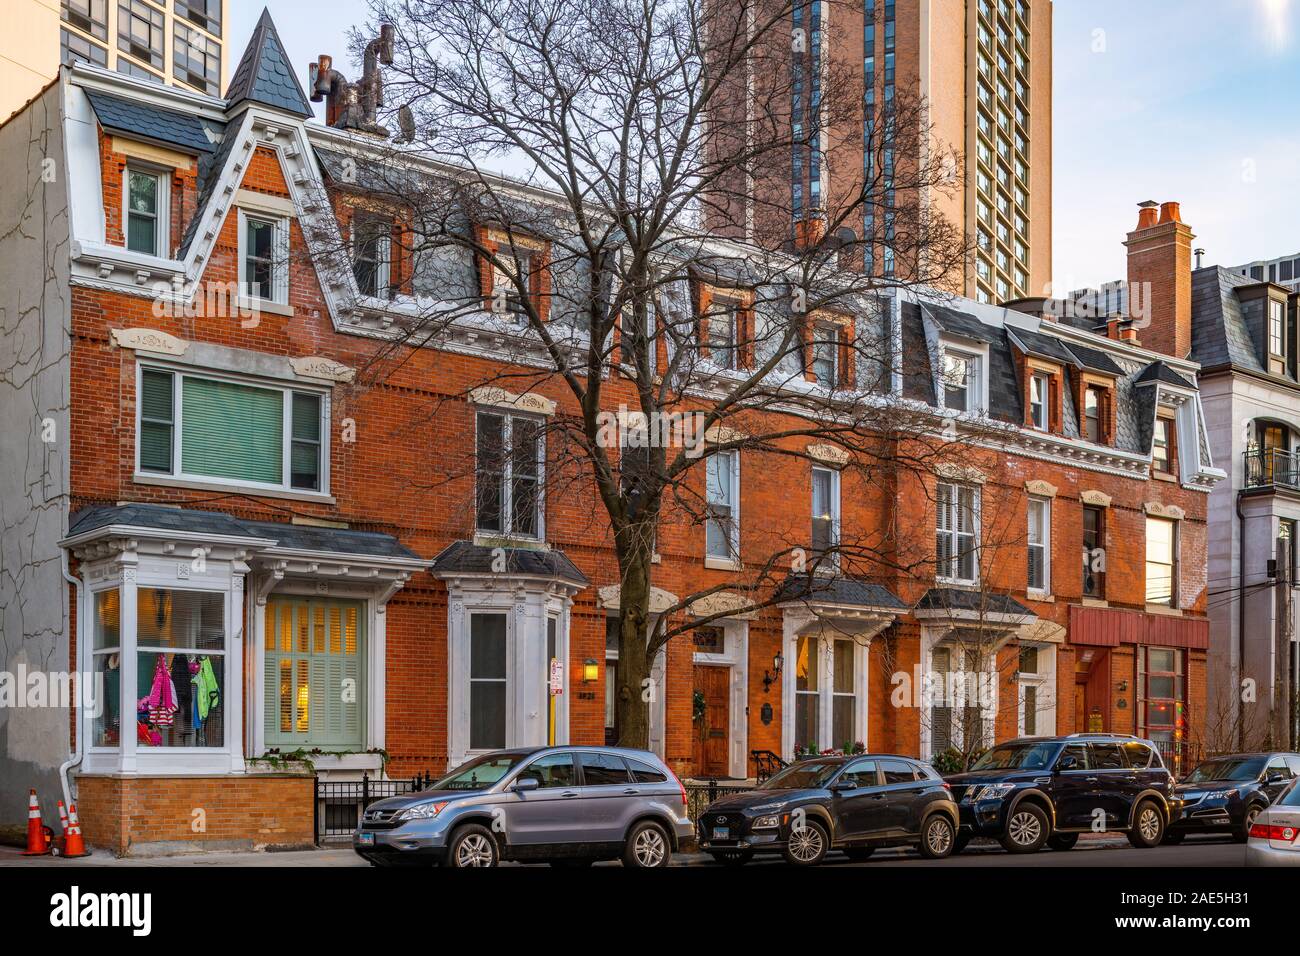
[1235,281,1297,380]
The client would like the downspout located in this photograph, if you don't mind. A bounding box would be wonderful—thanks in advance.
[1236,492,1247,752]
[58,544,83,810]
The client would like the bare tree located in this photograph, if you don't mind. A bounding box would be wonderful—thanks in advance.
[311,0,976,751]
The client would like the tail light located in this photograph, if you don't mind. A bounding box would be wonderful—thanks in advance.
[1249,822,1299,842]
[667,767,687,811]
[942,782,952,790]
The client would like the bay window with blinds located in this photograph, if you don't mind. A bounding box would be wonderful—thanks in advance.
[136,367,328,494]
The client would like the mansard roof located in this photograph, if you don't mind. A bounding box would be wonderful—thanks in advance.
[224,8,312,118]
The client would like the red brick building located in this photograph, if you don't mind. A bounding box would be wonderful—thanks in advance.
[0,14,1222,854]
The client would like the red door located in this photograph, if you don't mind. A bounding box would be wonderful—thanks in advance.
[692,666,730,778]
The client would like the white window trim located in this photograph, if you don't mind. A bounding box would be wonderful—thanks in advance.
[473,408,546,541]
[939,342,989,415]
[237,207,289,306]
[811,465,841,569]
[936,481,980,586]
[781,629,871,756]
[690,619,750,778]
[1017,643,1057,737]
[133,362,332,498]
[705,449,741,566]
[919,633,997,761]
[1029,371,1050,430]
[1027,495,1051,595]
[122,164,169,257]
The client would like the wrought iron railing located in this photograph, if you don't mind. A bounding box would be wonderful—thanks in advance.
[1153,740,1202,779]
[315,771,436,843]
[1244,447,1300,490]
[685,779,755,820]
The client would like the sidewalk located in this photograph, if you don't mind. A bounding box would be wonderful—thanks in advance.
[0,832,1130,867]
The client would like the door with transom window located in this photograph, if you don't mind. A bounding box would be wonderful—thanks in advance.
[264,597,365,750]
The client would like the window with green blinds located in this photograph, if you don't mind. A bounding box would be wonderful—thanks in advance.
[181,377,284,484]
[139,369,174,472]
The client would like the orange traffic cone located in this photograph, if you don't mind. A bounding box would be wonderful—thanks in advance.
[52,801,69,856]
[20,790,52,856]
[60,804,90,859]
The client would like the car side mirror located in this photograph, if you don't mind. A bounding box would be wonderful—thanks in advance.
[513,777,541,792]
[1056,755,1077,772]
[831,779,858,792]
[1267,772,1286,785]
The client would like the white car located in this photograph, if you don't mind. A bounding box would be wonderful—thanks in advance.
[1245,781,1300,866]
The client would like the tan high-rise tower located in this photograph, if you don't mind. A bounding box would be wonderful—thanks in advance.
[1,0,229,122]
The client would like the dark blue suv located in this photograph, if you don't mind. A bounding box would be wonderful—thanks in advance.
[944,734,1176,854]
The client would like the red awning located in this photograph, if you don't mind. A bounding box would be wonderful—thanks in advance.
[1068,605,1209,650]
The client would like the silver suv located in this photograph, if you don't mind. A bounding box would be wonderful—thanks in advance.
[353,746,692,868]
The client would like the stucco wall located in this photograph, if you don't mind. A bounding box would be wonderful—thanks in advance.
[0,79,71,835]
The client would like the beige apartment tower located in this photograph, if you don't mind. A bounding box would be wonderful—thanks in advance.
[1,0,229,121]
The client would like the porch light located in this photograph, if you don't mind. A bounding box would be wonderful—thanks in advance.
[583,659,599,683]
[773,652,784,675]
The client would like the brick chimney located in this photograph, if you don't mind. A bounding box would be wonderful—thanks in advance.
[1124,200,1195,359]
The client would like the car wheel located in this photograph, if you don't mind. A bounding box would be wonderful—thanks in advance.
[1000,803,1049,854]
[918,815,956,859]
[623,821,672,869]
[842,847,875,862]
[1235,805,1264,844]
[708,849,754,866]
[1047,832,1078,851]
[446,824,499,868]
[1161,830,1185,846]
[783,819,829,866]
[1127,800,1165,848]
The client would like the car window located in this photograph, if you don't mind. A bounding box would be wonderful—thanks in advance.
[1185,757,1266,782]
[1122,742,1153,769]
[1281,782,1300,807]
[1090,743,1127,770]
[518,753,577,788]
[917,762,942,780]
[1266,756,1294,779]
[625,756,667,783]
[880,759,915,784]
[838,759,879,788]
[1287,756,1300,776]
[579,751,631,786]
[433,752,529,790]
[1058,744,1089,770]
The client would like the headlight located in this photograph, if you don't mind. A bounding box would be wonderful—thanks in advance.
[752,815,780,829]
[1204,789,1238,801]
[972,783,1017,802]
[397,801,448,821]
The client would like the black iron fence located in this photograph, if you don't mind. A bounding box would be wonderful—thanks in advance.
[685,779,755,820]
[315,771,436,844]
[1244,447,1300,489]
[1154,740,1203,779]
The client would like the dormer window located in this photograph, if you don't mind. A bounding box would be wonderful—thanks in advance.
[125,167,167,256]
[353,215,392,299]
[1152,414,1176,476]
[811,322,840,386]
[1029,371,1050,430]
[492,247,532,313]
[942,350,977,412]
[238,211,287,304]
[706,299,739,370]
[1268,298,1287,375]
[1083,386,1102,443]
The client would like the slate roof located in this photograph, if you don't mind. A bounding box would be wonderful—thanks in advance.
[178,123,242,257]
[1190,265,1267,373]
[66,503,421,561]
[922,303,1004,344]
[85,91,221,155]
[224,9,312,118]
[430,540,589,585]
[1135,360,1195,388]
[1006,325,1076,365]
[1063,341,1125,377]
[913,588,1032,617]
[772,573,909,610]
[314,146,426,196]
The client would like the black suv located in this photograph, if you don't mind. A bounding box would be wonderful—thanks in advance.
[1165,752,1300,844]
[944,734,1175,854]
[696,754,959,866]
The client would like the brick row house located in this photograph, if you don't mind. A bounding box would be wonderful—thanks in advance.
[0,14,1223,853]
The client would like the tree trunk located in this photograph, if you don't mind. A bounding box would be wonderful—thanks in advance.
[614,535,654,750]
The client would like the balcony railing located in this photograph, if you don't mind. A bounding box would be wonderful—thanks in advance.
[1243,447,1300,490]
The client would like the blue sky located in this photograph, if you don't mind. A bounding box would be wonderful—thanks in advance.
[236,0,1300,292]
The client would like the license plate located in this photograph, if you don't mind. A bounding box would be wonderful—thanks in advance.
[357,832,375,846]
[712,827,730,840]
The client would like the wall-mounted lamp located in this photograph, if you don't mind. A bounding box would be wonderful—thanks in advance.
[1116,679,1128,693]
[583,659,599,683]
[762,652,784,693]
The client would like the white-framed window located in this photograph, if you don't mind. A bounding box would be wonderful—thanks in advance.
[469,612,509,750]
[1145,516,1178,607]
[475,410,543,539]
[1027,496,1050,593]
[238,209,288,304]
[1016,643,1055,737]
[811,465,840,565]
[812,323,840,386]
[941,348,980,413]
[936,481,978,583]
[1029,371,1049,430]
[792,635,863,753]
[124,166,167,256]
[491,246,533,313]
[706,299,739,370]
[135,366,328,494]
[705,450,740,561]
[352,215,392,298]
[90,584,228,752]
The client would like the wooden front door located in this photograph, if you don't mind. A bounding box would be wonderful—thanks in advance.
[693,666,730,778]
